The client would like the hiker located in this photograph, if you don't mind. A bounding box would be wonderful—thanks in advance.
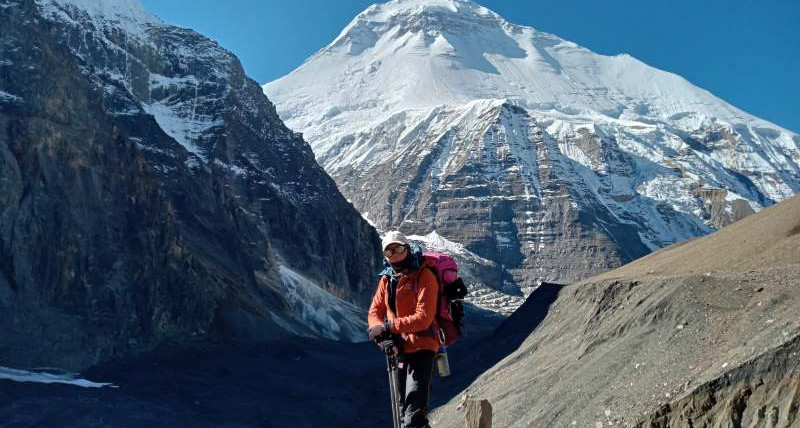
[368,231,439,428]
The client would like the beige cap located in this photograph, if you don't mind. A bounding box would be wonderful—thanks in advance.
[381,230,409,250]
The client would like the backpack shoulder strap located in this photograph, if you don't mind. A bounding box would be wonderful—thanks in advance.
[378,267,398,314]
[414,263,441,293]
[387,275,398,314]
[417,264,444,317]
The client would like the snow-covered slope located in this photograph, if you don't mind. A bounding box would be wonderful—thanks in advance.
[275,266,367,341]
[264,0,800,305]
[267,0,787,131]
[0,367,114,388]
[39,0,162,35]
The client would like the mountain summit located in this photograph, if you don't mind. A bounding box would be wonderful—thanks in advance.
[269,0,783,128]
[265,0,799,301]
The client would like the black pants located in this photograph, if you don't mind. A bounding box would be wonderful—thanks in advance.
[397,350,435,428]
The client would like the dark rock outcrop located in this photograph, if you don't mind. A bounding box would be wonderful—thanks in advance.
[0,0,380,370]
[692,185,756,229]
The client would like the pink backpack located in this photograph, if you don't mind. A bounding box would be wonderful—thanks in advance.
[422,252,468,347]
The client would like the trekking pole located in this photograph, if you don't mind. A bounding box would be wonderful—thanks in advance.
[386,353,402,428]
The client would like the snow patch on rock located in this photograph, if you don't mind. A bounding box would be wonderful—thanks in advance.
[0,366,115,388]
[278,265,367,342]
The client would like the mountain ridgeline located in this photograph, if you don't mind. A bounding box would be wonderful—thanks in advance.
[0,1,798,428]
[432,195,800,428]
[0,0,380,370]
[265,0,800,305]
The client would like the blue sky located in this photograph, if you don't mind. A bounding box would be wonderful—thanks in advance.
[138,0,799,133]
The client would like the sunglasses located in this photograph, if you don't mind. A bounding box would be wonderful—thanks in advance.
[383,245,407,258]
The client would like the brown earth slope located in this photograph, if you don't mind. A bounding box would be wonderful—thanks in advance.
[432,195,799,428]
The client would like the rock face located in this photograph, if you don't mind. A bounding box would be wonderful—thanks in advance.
[430,195,800,428]
[264,0,800,299]
[0,0,380,370]
[635,336,800,428]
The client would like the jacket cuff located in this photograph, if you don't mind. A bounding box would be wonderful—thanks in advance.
[384,320,393,333]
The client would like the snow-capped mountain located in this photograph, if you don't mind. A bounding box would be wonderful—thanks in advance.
[407,231,524,314]
[265,0,800,294]
[0,0,380,370]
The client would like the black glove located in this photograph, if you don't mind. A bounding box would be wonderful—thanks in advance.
[368,323,390,343]
[378,339,398,356]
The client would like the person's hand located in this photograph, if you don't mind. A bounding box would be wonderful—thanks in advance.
[368,324,390,343]
[378,339,398,356]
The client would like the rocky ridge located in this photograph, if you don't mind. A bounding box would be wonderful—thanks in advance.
[0,0,380,370]
[430,195,800,428]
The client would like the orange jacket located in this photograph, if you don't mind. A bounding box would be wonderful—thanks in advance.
[367,260,440,354]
